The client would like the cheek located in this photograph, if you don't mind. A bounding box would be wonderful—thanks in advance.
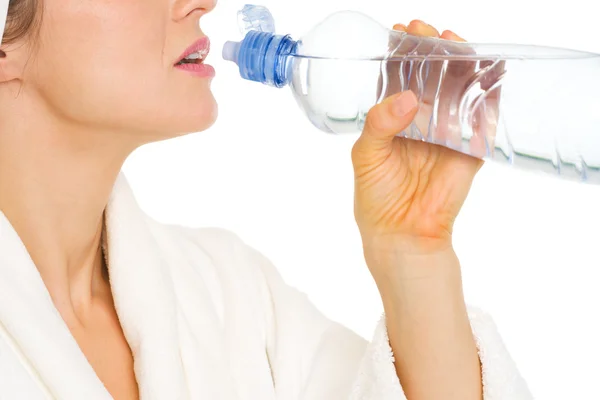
[31,1,174,127]
[33,52,218,135]
[29,0,218,135]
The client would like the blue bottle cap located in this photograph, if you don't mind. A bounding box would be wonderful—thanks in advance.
[222,5,297,87]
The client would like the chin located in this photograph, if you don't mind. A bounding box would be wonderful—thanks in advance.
[164,100,219,139]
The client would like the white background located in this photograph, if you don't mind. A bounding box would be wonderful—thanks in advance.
[124,0,600,398]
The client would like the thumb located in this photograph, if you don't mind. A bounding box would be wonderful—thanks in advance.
[357,91,419,153]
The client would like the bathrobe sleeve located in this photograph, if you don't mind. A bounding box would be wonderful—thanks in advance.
[231,234,533,400]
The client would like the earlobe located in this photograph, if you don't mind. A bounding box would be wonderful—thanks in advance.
[0,48,10,84]
[0,48,8,84]
[0,47,24,83]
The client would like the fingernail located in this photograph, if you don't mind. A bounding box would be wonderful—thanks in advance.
[392,91,418,117]
[447,30,465,41]
[413,19,435,29]
[408,20,423,29]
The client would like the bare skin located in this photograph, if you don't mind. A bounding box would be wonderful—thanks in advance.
[62,239,139,400]
[0,0,217,398]
[1,0,485,396]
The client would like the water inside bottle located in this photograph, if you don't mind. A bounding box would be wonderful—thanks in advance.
[287,53,600,183]
[225,5,600,183]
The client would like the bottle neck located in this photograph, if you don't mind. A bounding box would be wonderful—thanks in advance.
[237,31,297,87]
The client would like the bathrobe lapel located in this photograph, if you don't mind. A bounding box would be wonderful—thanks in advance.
[0,213,113,399]
[0,173,237,399]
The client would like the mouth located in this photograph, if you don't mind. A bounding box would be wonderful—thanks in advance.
[175,37,210,66]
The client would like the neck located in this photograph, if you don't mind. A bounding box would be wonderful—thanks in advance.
[0,107,136,317]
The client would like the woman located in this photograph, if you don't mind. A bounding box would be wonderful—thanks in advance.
[0,0,532,399]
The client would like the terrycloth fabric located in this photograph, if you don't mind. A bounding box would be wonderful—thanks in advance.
[0,173,533,400]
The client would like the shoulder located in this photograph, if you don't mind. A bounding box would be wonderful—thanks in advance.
[146,218,279,282]
[144,218,276,309]
[146,218,248,266]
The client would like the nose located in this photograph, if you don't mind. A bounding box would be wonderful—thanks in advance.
[172,0,217,21]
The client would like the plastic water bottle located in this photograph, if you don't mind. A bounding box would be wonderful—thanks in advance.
[222,5,600,184]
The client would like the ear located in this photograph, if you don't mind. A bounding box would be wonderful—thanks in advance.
[0,41,30,83]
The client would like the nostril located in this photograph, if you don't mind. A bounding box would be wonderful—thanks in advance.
[184,7,207,19]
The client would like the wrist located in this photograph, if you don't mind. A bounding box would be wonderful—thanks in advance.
[370,248,468,326]
[361,231,453,256]
[362,235,458,280]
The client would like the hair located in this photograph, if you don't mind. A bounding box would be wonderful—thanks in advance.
[1,0,41,49]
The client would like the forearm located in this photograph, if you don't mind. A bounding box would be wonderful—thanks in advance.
[366,246,482,400]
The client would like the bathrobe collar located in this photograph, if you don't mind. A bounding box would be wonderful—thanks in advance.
[0,173,192,399]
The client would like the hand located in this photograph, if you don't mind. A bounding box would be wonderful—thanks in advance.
[351,23,490,399]
[352,21,500,266]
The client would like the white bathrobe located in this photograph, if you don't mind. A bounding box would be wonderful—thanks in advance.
[0,173,532,400]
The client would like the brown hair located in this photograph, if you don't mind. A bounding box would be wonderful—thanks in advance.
[1,0,41,56]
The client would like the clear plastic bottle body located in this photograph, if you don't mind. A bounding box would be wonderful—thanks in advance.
[224,6,600,183]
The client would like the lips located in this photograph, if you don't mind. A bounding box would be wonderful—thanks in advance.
[176,37,211,65]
